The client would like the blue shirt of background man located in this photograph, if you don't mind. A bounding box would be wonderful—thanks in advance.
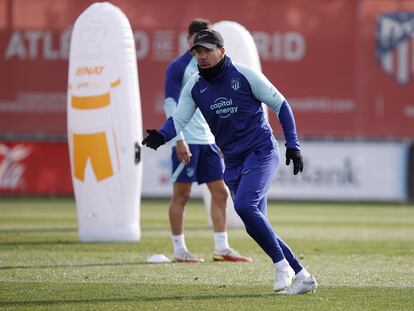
[164,51,215,145]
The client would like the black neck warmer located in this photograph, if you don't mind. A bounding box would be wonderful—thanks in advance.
[198,56,227,81]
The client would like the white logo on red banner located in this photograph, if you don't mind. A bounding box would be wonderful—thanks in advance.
[376,12,414,85]
[0,144,31,189]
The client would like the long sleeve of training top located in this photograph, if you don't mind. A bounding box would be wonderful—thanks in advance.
[233,63,300,150]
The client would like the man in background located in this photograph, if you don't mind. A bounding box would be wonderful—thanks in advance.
[163,19,251,263]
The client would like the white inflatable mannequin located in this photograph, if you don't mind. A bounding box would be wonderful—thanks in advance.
[67,2,143,242]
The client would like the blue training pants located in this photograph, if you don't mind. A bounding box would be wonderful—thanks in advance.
[224,146,303,273]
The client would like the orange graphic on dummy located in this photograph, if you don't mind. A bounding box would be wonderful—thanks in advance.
[70,77,121,181]
[72,93,110,109]
[73,132,113,181]
[76,66,105,76]
[71,78,121,109]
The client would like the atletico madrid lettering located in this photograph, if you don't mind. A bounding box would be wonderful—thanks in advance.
[3,30,306,62]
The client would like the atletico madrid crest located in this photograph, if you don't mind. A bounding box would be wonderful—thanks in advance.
[231,78,241,90]
[376,12,414,85]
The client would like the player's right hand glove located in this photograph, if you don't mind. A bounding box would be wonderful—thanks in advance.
[142,129,165,150]
[286,148,304,175]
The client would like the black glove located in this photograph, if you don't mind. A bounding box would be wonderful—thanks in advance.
[142,129,165,150]
[286,148,304,175]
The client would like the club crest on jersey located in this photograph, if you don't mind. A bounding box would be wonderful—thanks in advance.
[186,167,194,178]
[376,12,414,85]
[231,78,241,90]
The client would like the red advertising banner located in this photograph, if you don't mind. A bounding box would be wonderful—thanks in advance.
[358,1,414,138]
[0,0,413,138]
[0,141,72,195]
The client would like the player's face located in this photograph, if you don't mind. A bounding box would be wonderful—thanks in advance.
[194,46,225,69]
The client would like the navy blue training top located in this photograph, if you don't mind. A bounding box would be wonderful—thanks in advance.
[160,57,300,164]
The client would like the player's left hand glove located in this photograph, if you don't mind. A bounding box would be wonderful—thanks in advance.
[142,129,165,150]
[286,148,304,175]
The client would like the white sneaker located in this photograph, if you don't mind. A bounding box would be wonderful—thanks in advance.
[278,274,317,295]
[273,266,295,292]
[174,250,204,263]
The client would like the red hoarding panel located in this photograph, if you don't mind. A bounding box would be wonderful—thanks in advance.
[358,1,414,138]
[0,0,413,139]
[0,141,73,195]
[263,1,359,137]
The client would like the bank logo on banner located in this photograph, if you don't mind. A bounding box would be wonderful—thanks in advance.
[376,12,414,85]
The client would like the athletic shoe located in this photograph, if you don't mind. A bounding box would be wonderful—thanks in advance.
[213,248,252,262]
[174,250,204,263]
[277,274,317,295]
[273,266,295,292]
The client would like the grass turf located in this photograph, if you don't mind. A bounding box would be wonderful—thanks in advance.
[0,199,413,310]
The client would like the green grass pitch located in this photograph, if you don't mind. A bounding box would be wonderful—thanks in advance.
[0,198,413,310]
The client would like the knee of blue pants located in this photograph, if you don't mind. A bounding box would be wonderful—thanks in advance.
[234,194,255,220]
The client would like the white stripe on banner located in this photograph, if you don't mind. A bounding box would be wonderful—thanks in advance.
[397,40,408,84]
[382,52,393,74]
[140,142,409,201]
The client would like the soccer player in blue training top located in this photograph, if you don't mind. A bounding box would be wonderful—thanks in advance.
[143,29,317,294]
[163,19,251,263]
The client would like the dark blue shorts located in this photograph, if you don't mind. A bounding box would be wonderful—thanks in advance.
[171,144,224,184]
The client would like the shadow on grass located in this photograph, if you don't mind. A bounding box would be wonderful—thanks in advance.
[0,292,277,307]
[0,260,153,270]
[0,226,213,248]
[0,228,76,234]
[0,240,81,247]
[0,226,211,234]
[142,226,212,232]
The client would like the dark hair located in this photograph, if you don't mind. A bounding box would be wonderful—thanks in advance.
[188,18,211,36]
